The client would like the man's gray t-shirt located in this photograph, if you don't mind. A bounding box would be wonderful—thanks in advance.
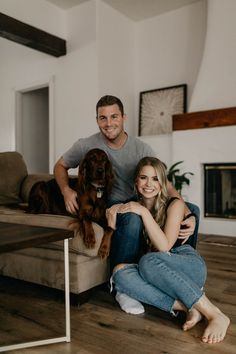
[63,132,155,203]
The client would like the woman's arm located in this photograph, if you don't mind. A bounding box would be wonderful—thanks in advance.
[118,199,185,252]
[167,180,196,239]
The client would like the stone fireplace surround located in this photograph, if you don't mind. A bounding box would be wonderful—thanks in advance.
[172,107,236,237]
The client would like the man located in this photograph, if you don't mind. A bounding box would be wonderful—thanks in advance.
[54,95,198,271]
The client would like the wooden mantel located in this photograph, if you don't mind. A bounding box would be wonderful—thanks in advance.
[173,106,236,131]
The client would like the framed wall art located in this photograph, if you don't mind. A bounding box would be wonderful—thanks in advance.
[139,84,187,136]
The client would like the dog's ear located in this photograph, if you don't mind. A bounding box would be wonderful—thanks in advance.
[105,160,114,192]
[78,158,87,192]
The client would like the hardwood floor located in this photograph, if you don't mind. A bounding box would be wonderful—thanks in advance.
[0,234,235,354]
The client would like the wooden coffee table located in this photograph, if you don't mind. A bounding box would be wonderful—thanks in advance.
[0,222,74,352]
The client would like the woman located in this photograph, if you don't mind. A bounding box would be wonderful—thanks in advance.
[106,157,230,344]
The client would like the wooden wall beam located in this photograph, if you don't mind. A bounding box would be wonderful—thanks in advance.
[0,12,66,57]
[173,106,236,131]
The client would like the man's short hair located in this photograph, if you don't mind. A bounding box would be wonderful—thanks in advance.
[96,95,124,116]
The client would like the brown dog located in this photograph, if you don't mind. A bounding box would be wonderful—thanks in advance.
[28,148,114,259]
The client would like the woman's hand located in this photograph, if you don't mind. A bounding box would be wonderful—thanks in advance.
[106,204,123,230]
[106,202,146,230]
[118,201,145,216]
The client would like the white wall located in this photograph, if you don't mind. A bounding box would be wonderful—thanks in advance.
[173,126,236,236]
[0,36,57,152]
[134,0,206,167]
[66,0,96,53]
[0,0,66,38]
[0,0,98,165]
[54,1,98,158]
[0,0,206,162]
[97,0,135,134]
[173,0,236,236]
[1,0,234,235]
[189,0,236,111]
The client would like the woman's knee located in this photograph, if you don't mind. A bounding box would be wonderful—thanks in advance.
[113,263,127,273]
[117,212,142,230]
[112,264,138,288]
[139,252,166,275]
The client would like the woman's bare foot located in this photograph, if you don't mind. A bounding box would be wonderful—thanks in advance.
[202,310,230,344]
[183,308,202,331]
[194,295,230,344]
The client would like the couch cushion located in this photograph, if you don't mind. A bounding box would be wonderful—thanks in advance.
[0,152,28,205]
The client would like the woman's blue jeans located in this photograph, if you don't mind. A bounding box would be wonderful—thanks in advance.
[112,245,207,313]
[109,202,200,272]
[109,211,143,271]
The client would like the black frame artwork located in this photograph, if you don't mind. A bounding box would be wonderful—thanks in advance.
[139,84,187,136]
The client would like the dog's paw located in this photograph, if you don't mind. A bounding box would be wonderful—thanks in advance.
[83,232,96,249]
[98,243,110,259]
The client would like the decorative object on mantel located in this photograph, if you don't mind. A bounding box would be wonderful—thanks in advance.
[167,161,194,195]
[139,84,187,136]
[173,106,236,131]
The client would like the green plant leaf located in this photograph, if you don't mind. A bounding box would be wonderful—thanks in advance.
[166,161,194,194]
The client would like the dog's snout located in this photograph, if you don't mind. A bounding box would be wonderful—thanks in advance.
[96,167,105,174]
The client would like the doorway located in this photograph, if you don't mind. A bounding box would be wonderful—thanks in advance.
[15,78,54,173]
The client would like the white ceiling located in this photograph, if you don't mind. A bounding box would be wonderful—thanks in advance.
[46,0,200,21]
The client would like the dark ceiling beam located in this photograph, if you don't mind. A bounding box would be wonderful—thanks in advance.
[0,12,66,57]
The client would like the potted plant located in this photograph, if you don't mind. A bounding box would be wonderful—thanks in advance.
[166,161,194,194]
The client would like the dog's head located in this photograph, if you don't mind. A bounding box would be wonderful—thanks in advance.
[78,148,113,193]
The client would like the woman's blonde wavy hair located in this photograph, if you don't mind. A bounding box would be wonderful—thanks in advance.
[134,157,170,229]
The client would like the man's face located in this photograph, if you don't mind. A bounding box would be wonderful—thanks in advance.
[97,104,126,141]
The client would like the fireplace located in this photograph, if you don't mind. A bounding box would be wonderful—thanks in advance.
[204,163,236,219]
[172,107,236,236]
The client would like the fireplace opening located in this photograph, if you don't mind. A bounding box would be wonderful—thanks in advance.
[204,163,236,219]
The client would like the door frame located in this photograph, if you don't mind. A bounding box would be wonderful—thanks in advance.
[14,76,55,173]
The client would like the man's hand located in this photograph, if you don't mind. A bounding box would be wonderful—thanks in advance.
[63,186,79,215]
[178,215,196,244]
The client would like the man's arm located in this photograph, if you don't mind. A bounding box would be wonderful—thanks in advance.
[167,180,196,240]
[54,157,78,215]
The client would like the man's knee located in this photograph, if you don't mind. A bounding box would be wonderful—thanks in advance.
[186,202,200,219]
[186,202,200,249]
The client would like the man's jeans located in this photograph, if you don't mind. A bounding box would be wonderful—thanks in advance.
[112,244,207,313]
[109,202,200,271]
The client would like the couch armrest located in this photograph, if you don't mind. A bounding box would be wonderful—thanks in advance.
[20,174,54,203]
[0,205,104,257]
[0,205,74,230]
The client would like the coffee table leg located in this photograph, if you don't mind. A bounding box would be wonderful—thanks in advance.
[0,237,71,352]
[64,238,71,342]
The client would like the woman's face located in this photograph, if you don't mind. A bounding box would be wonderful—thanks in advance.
[136,165,161,200]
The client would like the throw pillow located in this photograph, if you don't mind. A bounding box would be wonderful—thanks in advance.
[0,151,28,205]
